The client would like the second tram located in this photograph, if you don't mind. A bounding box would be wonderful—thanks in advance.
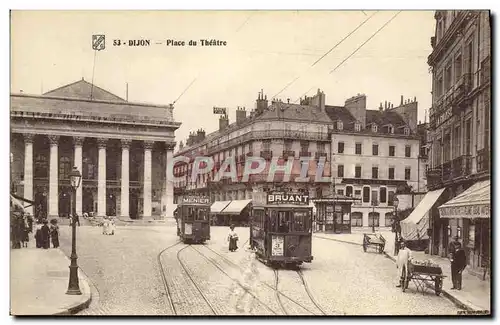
[176,196,211,244]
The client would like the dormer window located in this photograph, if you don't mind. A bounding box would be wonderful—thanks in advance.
[337,121,343,130]
[354,122,361,132]
[404,127,410,136]
[372,124,378,133]
[387,125,394,134]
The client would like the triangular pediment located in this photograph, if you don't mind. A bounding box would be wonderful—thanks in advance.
[43,78,125,102]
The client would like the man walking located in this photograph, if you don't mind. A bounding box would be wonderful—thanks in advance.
[450,241,467,290]
[396,241,412,288]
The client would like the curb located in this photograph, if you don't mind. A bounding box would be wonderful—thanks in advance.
[53,249,93,315]
[314,235,479,312]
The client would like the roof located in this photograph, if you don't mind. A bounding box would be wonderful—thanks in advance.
[325,105,357,131]
[259,101,332,123]
[43,78,126,102]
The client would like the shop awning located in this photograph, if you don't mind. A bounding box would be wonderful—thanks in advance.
[210,201,231,214]
[401,188,446,241]
[219,199,252,215]
[439,180,490,219]
[10,193,35,211]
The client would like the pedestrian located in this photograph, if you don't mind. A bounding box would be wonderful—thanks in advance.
[34,222,43,248]
[227,224,238,252]
[21,215,30,248]
[450,241,467,290]
[102,217,109,235]
[50,219,60,248]
[234,246,259,313]
[396,240,412,288]
[108,217,116,235]
[26,212,34,234]
[449,236,461,256]
[40,219,51,249]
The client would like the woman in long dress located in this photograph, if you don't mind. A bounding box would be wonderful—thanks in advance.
[40,220,51,249]
[50,219,60,248]
[108,218,116,235]
[102,217,109,235]
[227,224,238,252]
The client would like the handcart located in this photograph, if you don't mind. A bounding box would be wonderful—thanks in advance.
[362,233,386,253]
[401,260,446,296]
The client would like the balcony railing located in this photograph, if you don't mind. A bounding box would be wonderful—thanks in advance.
[427,155,473,188]
[282,150,295,159]
[260,150,273,160]
[315,152,328,160]
[451,155,472,179]
[299,151,311,157]
[206,130,330,154]
[477,148,490,174]
[481,56,490,86]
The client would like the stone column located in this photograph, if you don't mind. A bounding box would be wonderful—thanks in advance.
[23,133,35,215]
[164,142,176,218]
[74,137,84,216]
[120,139,131,218]
[97,138,107,217]
[143,141,153,219]
[48,135,59,218]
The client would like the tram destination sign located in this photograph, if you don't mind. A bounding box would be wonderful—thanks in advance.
[181,196,210,205]
[267,192,309,205]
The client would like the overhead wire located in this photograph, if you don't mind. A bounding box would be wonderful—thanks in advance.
[294,11,402,103]
[272,11,379,99]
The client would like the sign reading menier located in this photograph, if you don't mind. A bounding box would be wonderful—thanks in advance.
[267,192,309,205]
[181,196,210,205]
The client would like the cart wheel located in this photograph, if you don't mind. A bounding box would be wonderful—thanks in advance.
[435,277,442,296]
[363,243,367,252]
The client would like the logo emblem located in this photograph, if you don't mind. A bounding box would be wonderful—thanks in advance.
[92,35,105,51]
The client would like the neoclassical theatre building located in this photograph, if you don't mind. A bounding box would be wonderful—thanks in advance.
[10,79,180,220]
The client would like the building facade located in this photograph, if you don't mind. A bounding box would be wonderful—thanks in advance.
[10,79,180,220]
[427,10,491,271]
[174,90,425,228]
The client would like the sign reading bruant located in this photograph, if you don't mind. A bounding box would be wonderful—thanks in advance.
[266,192,309,205]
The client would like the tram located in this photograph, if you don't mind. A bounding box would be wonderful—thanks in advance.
[250,191,313,268]
[176,196,211,244]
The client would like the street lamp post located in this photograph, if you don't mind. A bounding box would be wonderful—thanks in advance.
[393,196,400,256]
[66,166,82,295]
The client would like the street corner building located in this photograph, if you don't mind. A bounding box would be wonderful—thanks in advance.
[173,89,428,230]
[10,78,181,221]
[426,11,491,275]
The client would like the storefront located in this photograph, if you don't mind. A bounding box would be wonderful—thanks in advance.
[210,201,231,225]
[218,199,253,227]
[438,180,490,274]
[313,196,358,234]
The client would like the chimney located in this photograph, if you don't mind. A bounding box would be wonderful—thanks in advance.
[256,89,268,115]
[384,101,387,109]
[196,129,206,142]
[236,106,247,124]
[312,89,326,112]
[219,114,229,131]
[379,102,383,111]
[400,95,403,106]
[345,94,367,128]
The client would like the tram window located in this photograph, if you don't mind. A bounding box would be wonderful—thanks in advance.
[196,209,207,221]
[293,212,305,232]
[185,207,194,220]
[277,211,290,233]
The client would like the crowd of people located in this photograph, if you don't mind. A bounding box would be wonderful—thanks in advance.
[10,212,60,250]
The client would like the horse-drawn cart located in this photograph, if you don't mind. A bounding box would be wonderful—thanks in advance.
[362,233,386,253]
[402,260,446,296]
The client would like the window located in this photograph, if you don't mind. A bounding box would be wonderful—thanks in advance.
[380,187,387,203]
[317,142,325,153]
[34,154,48,178]
[363,186,370,203]
[355,143,362,155]
[372,144,379,156]
[388,191,395,206]
[388,167,395,180]
[436,75,444,98]
[354,123,361,132]
[371,191,379,205]
[59,157,72,179]
[263,140,271,151]
[405,145,411,158]
[444,63,452,90]
[284,140,293,151]
[405,167,411,180]
[337,189,344,195]
[195,208,208,221]
[355,166,362,178]
[385,212,394,227]
[389,145,395,157]
[368,212,380,227]
[300,141,309,154]
[338,165,344,178]
[454,54,462,83]
[372,124,378,133]
[404,127,410,136]
[346,185,353,197]
[292,210,307,232]
[337,121,343,130]
[351,212,363,227]
[338,142,344,154]
[372,167,378,179]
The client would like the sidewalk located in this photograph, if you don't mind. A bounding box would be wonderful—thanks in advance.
[10,236,92,315]
[314,230,491,312]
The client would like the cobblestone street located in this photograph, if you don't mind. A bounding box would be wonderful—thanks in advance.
[56,224,462,316]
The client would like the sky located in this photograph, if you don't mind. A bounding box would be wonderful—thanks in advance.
[11,10,436,147]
